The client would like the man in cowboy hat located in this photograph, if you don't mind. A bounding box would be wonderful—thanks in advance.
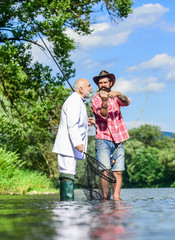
[91,70,130,201]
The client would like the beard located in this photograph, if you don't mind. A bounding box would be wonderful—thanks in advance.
[84,90,92,98]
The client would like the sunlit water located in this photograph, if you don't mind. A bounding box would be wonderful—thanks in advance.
[0,188,175,240]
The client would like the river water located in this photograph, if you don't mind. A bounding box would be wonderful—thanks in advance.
[0,188,175,240]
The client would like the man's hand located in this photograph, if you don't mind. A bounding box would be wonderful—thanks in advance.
[75,144,84,152]
[99,89,108,101]
[108,91,118,99]
[88,117,96,126]
[108,91,130,105]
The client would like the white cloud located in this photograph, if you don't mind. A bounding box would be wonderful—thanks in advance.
[148,76,165,92]
[66,3,169,49]
[166,71,175,81]
[130,3,169,27]
[137,54,175,69]
[93,22,110,33]
[112,76,146,94]
[31,38,63,75]
[32,38,54,65]
[158,21,175,33]
[112,75,164,94]
[131,54,175,82]
[83,59,100,69]
[83,59,116,70]
[66,23,131,48]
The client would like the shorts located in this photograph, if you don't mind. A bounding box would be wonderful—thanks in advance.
[95,139,125,171]
[57,154,77,175]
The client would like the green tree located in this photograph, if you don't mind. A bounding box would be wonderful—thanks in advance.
[129,124,163,147]
[123,125,175,188]
[125,145,165,187]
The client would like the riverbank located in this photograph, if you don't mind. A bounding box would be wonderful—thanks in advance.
[0,190,59,195]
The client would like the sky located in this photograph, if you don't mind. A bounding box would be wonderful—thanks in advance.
[33,0,175,133]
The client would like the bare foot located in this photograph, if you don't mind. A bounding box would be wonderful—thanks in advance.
[113,196,123,201]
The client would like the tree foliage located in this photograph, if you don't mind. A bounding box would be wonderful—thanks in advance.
[123,125,175,188]
[129,124,164,147]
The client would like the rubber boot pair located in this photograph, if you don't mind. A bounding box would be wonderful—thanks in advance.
[59,173,75,201]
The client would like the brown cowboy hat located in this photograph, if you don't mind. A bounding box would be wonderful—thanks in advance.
[93,70,116,87]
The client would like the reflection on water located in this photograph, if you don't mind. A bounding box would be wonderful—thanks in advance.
[0,188,175,240]
[52,201,92,239]
[52,199,132,240]
[89,200,132,240]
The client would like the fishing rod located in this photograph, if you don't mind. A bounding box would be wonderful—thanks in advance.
[35,32,74,92]
[19,1,74,92]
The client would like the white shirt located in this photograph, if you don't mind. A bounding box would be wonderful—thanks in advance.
[52,92,88,159]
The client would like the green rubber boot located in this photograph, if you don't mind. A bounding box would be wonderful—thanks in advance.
[59,173,75,201]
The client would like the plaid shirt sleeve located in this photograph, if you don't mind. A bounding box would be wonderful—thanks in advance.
[91,94,129,143]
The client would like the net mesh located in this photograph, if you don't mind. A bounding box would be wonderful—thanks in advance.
[80,153,116,201]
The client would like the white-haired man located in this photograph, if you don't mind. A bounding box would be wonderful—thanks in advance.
[52,78,95,201]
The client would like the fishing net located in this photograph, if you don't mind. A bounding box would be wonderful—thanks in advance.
[80,153,116,201]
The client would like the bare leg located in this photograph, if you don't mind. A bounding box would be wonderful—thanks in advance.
[113,171,123,201]
[101,170,110,199]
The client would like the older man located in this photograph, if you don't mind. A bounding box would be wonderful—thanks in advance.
[91,70,130,201]
[52,78,94,201]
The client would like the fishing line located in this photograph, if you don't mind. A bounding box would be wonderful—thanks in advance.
[110,67,149,158]
[19,1,74,92]
[34,31,74,91]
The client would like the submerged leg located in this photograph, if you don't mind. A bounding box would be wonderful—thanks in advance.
[112,171,122,201]
[101,170,110,199]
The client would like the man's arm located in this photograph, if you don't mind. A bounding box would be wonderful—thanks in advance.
[99,90,109,117]
[108,91,130,105]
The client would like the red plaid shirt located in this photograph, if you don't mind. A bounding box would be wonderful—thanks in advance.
[91,94,130,143]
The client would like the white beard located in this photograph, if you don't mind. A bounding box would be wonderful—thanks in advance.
[84,91,92,98]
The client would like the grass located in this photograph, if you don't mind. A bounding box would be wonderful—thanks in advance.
[0,147,58,195]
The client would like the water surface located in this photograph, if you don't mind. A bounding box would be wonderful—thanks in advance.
[0,188,175,240]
